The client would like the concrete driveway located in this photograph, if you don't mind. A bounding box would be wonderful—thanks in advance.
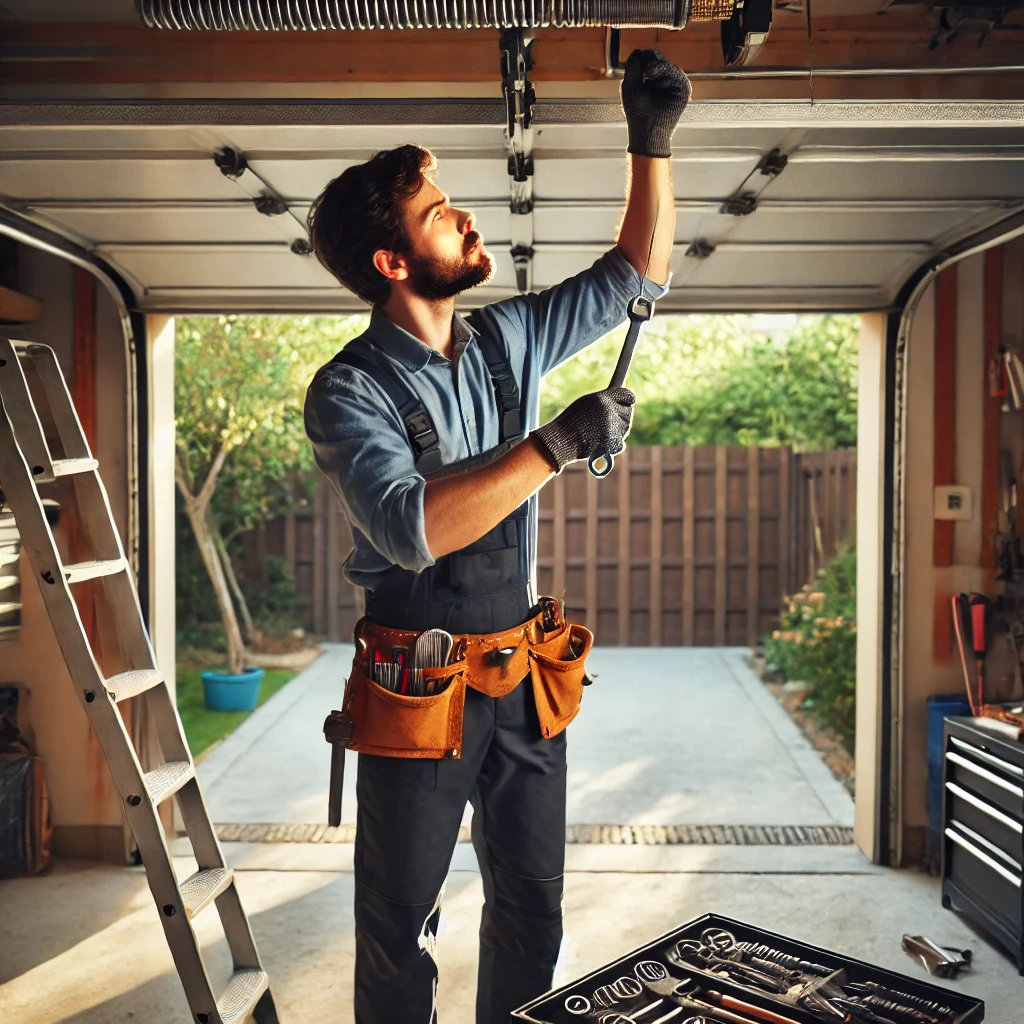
[3,648,1019,1023]
[197,645,854,830]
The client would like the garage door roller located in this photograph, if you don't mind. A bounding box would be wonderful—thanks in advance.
[136,0,773,68]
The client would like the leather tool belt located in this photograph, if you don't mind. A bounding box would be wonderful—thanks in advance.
[322,599,593,825]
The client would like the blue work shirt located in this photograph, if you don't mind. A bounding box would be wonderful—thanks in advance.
[304,245,670,596]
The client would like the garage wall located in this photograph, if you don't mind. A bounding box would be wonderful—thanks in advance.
[4,244,134,862]
[897,236,1024,864]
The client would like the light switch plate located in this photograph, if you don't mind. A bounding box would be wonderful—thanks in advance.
[935,485,973,520]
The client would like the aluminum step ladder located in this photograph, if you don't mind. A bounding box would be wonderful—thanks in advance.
[0,336,280,1024]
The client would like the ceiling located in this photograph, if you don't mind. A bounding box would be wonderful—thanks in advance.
[3,98,1023,314]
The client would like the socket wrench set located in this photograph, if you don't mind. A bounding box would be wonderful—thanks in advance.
[513,914,984,1024]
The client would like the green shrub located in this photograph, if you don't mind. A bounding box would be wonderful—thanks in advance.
[762,545,857,749]
[238,552,303,639]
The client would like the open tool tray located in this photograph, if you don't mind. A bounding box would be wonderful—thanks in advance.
[513,914,984,1024]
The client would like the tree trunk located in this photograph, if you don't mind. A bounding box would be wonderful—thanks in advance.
[178,483,248,675]
[213,529,255,643]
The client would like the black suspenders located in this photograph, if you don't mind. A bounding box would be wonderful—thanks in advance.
[331,330,522,473]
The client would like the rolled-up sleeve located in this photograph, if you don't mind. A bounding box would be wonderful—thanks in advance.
[304,368,435,573]
[474,246,671,378]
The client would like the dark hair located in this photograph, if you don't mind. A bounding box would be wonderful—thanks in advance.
[308,144,436,307]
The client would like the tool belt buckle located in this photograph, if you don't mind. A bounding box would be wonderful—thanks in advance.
[323,710,354,746]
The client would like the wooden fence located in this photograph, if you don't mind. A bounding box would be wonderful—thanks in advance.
[243,446,855,647]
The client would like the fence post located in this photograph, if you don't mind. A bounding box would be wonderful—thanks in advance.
[747,446,760,649]
[313,478,326,637]
[284,508,296,580]
[327,501,341,642]
[714,446,727,647]
[779,447,791,600]
[617,448,630,646]
[682,444,695,647]
[650,445,663,647]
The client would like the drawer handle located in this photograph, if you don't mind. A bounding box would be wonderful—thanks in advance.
[950,736,1024,778]
[950,818,1023,872]
[947,751,1024,798]
[947,781,1024,834]
[945,826,1023,887]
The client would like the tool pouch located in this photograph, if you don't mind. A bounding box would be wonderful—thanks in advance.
[343,656,468,759]
[528,620,594,739]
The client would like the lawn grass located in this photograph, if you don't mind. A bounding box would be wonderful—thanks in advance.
[176,665,297,759]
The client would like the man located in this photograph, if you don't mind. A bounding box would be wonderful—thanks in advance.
[305,49,688,1024]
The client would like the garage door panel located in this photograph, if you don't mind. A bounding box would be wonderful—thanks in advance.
[32,206,288,244]
[533,206,712,244]
[249,157,510,202]
[772,159,1024,201]
[100,246,340,290]
[0,159,238,201]
[534,156,762,201]
[674,248,923,290]
[721,207,988,245]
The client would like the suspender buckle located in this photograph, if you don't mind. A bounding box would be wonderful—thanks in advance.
[404,405,439,458]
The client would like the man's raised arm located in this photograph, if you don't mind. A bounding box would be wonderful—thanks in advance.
[616,49,689,285]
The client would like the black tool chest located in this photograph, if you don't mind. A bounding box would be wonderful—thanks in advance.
[941,718,1024,973]
[514,913,984,1024]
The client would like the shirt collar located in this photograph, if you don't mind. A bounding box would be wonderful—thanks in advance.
[366,306,478,372]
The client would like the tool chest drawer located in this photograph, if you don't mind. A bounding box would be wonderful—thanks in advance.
[941,718,1024,973]
[944,737,1024,819]
[945,779,1023,867]
[514,913,984,1024]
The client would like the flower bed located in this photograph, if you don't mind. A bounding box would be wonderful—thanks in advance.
[762,545,857,752]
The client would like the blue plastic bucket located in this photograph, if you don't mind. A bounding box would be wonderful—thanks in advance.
[201,667,264,712]
[926,694,972,862]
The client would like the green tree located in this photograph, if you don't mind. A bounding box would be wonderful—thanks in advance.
[174,314,366,672]
[541,314,859,450]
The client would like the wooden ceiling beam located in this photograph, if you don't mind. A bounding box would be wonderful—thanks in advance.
[0,286,42,323]
[2,17,1024,86]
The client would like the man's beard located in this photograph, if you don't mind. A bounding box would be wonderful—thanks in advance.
[405,235,494,300]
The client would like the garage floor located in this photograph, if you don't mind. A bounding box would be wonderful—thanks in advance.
[1,649,1019,1023]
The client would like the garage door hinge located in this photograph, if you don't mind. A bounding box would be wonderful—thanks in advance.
[213,146,313,256]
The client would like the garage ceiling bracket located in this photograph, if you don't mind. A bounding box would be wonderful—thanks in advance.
[213,147,312,256]
[719,147,789,217]
[500,29,536,294]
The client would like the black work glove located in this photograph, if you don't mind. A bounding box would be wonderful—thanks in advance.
[620,48,691,158]
[532,388,636,474]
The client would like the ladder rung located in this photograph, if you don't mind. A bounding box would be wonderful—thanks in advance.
[144,760,194,805]
[64,558,124,584]
[51,457,99,477]
[217,969,269,1024]
[11,340,48,356]
[179,866,233,920]
[0,601,22,615]
[0,573,19,589]
[105,669,163,702]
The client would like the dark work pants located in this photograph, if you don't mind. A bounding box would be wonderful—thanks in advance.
[353,678,567,1024]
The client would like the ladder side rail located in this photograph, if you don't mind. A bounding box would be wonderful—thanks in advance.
[28,343,94,462]
[0,338,55,479]
[0,404,225,1020]
[73,470,162,676]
